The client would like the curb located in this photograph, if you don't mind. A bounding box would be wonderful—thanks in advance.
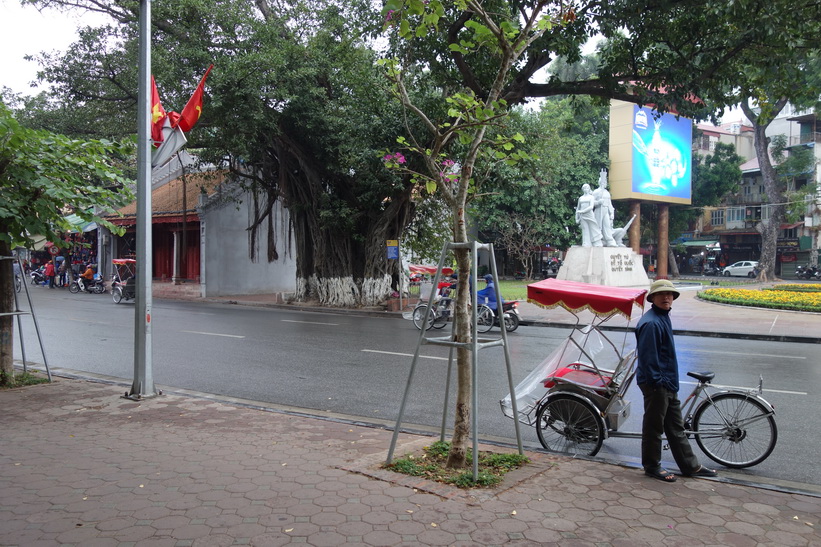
[201,297,821,344]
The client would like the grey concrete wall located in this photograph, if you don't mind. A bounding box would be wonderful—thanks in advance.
[200,186,296,297]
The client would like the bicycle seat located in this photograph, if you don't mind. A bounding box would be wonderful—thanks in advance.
[687,371,715,383]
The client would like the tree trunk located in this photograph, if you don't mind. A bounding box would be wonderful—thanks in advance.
[742,100,787,282]
[245,136,416,307]
[667,242,680,278]
[446,244,472,469]
[0,238,15,386]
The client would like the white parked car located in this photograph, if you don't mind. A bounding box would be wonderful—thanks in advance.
[722,261,759,277]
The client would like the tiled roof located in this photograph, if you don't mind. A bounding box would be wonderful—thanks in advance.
[107,170,225,221]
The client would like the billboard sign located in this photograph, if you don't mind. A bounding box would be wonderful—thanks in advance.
[609,100,693,205]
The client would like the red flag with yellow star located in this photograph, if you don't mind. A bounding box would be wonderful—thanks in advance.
[150,76,167,147]
[175,65,213,132]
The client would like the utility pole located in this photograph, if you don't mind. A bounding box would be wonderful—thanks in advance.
[128,0,157,399]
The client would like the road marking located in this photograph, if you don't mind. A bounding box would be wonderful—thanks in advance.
[362,349,450,361]
[679,380,806,396]
[182,330,245,339]
[281,319,339,326]
[769,315,779,334]
[687,349,805,360]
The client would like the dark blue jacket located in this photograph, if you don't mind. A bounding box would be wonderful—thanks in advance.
[476,282,498,311]
[635,304,680,392]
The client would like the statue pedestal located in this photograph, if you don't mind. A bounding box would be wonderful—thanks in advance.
[557,246,649,287]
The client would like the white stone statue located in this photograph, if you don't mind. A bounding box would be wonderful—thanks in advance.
[611,215,636,247]
[593,168,617,246]
[575,183,602,247]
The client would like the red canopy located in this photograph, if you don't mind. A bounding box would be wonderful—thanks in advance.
[409,264,454,276]
[527,279,647,319]
[112,259,136,265]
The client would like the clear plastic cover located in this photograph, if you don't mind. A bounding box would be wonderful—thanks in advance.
[500,325,633,426]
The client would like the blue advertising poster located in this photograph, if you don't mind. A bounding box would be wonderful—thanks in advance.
[631,105,692,200]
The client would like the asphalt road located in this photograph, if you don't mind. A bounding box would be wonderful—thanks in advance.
[11,286,819,493]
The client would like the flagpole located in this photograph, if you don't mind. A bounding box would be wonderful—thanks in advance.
[129,0,157,399]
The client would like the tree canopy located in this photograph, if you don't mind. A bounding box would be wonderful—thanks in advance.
[0,102,134,385]
[471,98,609,276]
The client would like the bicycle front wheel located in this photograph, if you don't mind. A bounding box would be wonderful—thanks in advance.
[693,393,777,468]
[476,305,494,333]
[535,394,604,457]
[412,305,434,330]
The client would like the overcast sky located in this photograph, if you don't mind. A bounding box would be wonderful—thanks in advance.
[1,1,107,95]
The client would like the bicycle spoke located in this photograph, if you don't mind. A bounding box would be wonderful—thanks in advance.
[694,393,777,468]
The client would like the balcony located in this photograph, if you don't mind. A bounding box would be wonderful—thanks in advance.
[789,132,821,146]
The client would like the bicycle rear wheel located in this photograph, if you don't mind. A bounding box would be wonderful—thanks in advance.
[535,394,604,457]
[692,393,777,468]
[431,304,448,329]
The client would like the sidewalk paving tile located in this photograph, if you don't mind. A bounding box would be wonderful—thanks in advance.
[1,378,819,546]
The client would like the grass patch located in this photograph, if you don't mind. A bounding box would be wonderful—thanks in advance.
[0,371,50,390]
[384,440,529,488]
[497,280,531,301]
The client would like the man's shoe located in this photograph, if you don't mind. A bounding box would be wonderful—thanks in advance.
[687,466,718,478]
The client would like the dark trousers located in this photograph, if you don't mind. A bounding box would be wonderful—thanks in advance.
[639,383,700,474]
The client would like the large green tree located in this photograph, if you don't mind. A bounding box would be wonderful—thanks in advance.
[22,0,421,306]
[472,98,610,277]
[0,103,133,385]
[728,44,821,280]
[380,0,821,468]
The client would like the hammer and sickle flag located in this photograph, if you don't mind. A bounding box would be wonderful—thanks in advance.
[175,64,213,132]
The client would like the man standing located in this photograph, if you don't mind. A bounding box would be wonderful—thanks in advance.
[635,279,718,482]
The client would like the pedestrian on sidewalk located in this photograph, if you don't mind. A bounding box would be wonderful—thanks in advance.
[635,279,718,483]
[44,260,56,289]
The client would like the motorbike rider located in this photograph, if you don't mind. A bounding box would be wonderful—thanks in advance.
[476,274,499,311]
[79,264,96,292]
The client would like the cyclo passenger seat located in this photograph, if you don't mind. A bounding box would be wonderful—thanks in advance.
[543,364,612,389]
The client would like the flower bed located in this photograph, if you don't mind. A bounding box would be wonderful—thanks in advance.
[698,287,821,313]
[765,284,821,293]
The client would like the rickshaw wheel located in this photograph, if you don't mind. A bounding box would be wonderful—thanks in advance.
[535,394,604,457]
[112,286,123,304]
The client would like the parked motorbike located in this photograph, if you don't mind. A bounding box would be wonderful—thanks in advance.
[701,263,722,276]
[795,265,821,280]
[29,267,46,285]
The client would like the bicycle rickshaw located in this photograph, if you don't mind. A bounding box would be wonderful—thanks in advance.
[501,279,777,469]
[111,258,136,304]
